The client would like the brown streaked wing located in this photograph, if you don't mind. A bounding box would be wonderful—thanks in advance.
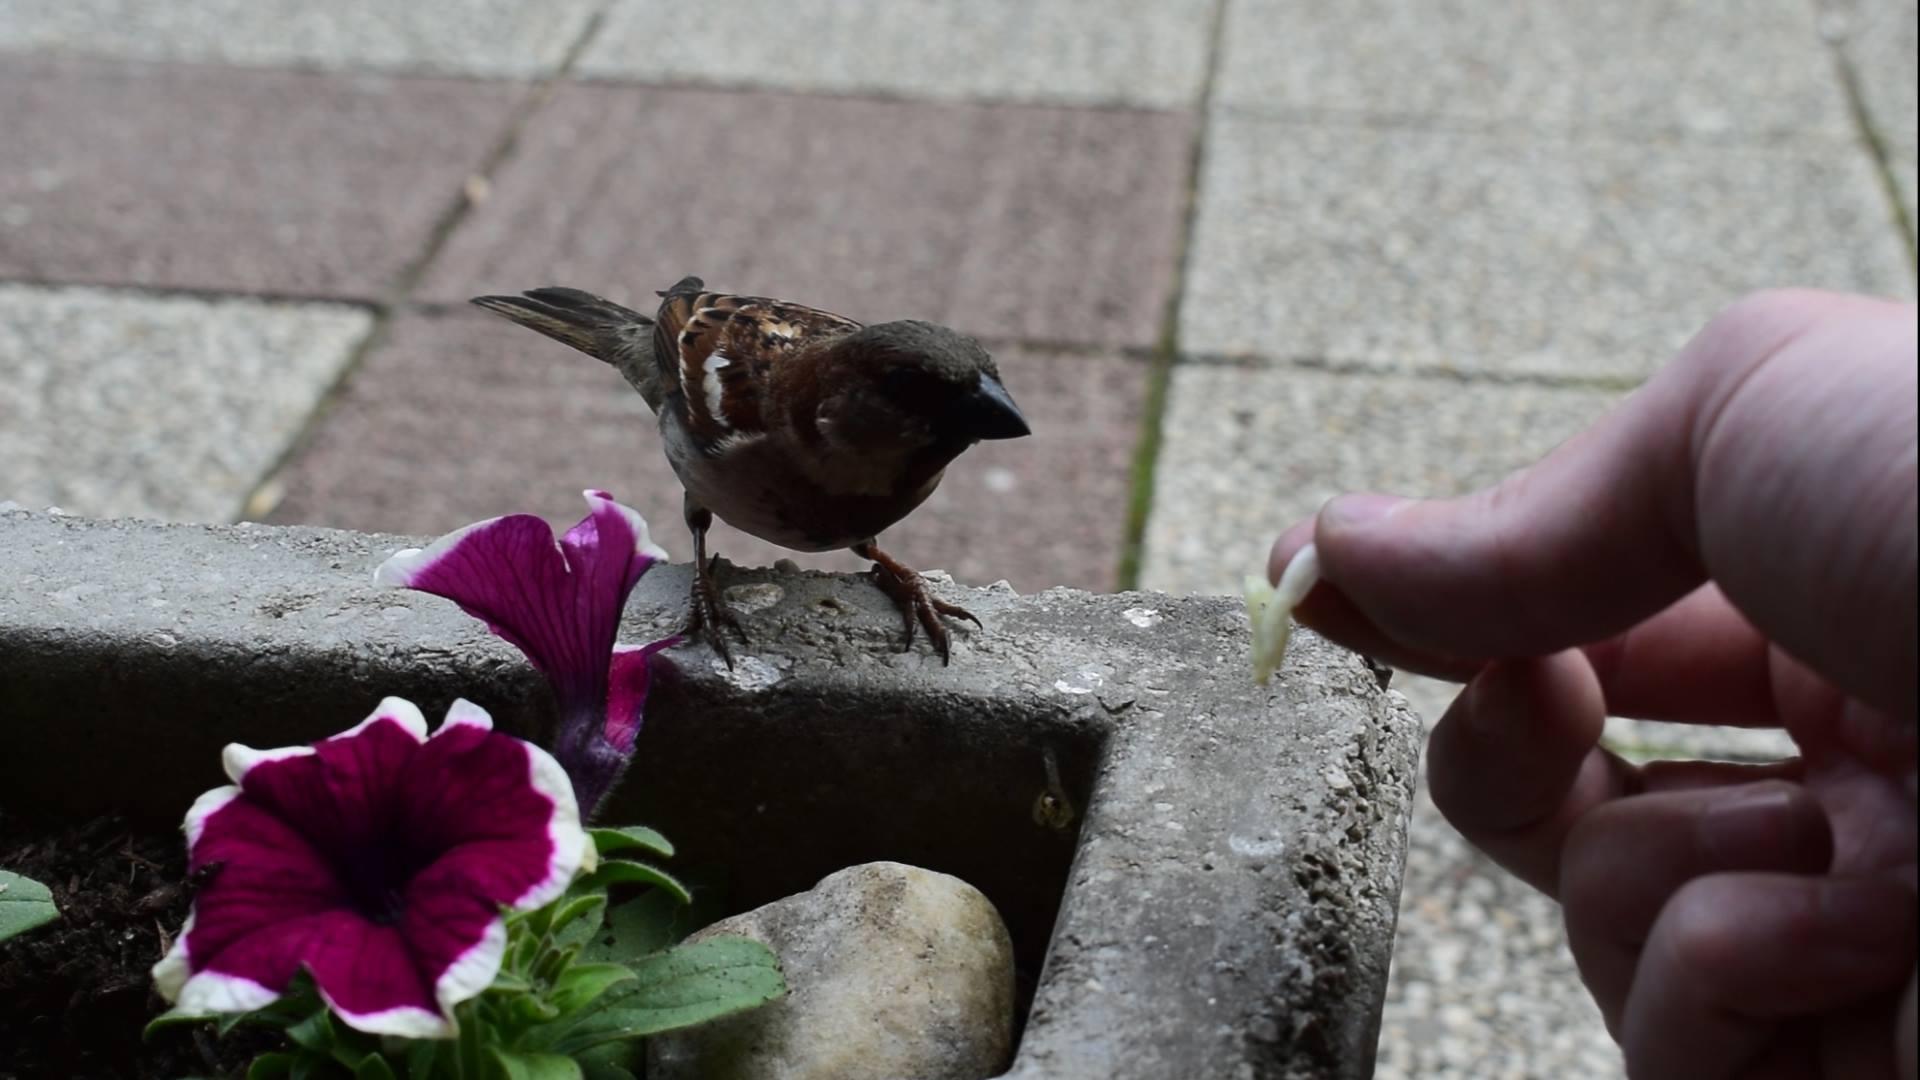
[650,287,702,392]
[673,294,861,445]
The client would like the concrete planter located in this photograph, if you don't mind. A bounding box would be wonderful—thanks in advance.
[0,509,1419,1079]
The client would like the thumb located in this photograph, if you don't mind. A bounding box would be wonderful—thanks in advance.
[1279,290,1916,721]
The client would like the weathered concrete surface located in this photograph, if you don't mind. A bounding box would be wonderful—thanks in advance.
[0,510,1418,1079]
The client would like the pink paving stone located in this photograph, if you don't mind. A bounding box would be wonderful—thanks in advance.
[419,83,1193,350]
[0,56,522,299]
[265,309,1150,593]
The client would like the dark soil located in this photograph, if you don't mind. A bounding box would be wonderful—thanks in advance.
[0,810,274,1079]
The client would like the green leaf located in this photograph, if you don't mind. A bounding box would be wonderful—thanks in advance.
[510,918,545,973]
[285,1010,336,1053]
[489,1049,583,1080]
[534,943,582,986]
[247,1052,297,1080]
[488,971,536,995]
[519,902,555,941]
[579,860,691,905]
[329,1024,381,1067]
[548,936,785,1052]
[354,1054,398,1080]
[547,894,608,951]
[588,826,674,860]
[549,962,635,1015]
[218,1010,260,1036]
[582,890,682,964]
[575,1039,639,1080]
[143,1008,217,1040]
[235,978,329,1035]
[405,1040,442,1080]
[289,1051,321,1080]
[0,870,60,942]
[505,993,563,1028]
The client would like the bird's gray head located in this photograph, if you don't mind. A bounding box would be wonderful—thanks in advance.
[845,320,1031,445]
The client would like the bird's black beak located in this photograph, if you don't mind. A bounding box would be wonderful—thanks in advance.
[960,374,1031,440]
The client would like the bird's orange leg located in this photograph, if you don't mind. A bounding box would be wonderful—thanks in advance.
[851,540,981,664]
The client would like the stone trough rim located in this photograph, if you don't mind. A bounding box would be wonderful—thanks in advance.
[0,508,1420,1080]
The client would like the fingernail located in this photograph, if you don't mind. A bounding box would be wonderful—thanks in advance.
[1461,660,1523,737]
[1698,784,1803,865]
[1317,493,1408,534]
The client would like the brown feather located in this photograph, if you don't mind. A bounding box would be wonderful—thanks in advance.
[652,288,862,447]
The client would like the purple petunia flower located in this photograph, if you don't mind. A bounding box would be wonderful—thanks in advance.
[151,698,587,1037]
[374,490,677,816]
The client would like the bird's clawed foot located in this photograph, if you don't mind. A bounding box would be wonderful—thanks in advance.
[683,553,748,667]
[854,542,981,664]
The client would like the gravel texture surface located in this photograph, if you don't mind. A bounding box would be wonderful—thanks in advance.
[1139,364,1621,596]
[1178,115,1912,377]
[1216,0,1847,139]
[0,0,597,76]
[579,0,1217,109]
[0,285,368,522]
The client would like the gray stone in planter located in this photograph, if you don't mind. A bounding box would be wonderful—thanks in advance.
[0,509,1420,1079]
[649,861,1015,1080]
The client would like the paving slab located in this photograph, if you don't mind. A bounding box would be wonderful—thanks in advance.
[0,285,369,523]
[1139,365,1620,596]
[1823,0,1919,149]
[0,57,520,299]
[1179,115,1912,378]
[578,0,1216,109]
[1896,156,1920,242]
[419,84,1193,350]
[0,0,597,77]
[1217,0,1847,140]
[265,309,1149,593]
[1380,782,1623,1080]
[1825,0,1920,244]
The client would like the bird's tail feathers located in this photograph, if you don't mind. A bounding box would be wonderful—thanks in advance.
[470,287,652,361]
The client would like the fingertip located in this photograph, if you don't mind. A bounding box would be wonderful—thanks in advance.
[1314,492,1411,547]
[1267,519,1317,586]
[1271,491,1411,591]
[1463,650,1607,744]
[1428,651,1611,837]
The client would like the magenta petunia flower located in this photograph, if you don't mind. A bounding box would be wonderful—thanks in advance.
[374,490,677,816]
[151,698,587,1038]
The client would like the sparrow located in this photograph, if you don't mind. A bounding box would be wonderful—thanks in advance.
[471,276,1030,664]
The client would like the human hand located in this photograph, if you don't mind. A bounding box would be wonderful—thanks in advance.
[1267,290,1919,1079]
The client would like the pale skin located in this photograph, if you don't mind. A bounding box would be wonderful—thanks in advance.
[1268,289,1918,1079]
